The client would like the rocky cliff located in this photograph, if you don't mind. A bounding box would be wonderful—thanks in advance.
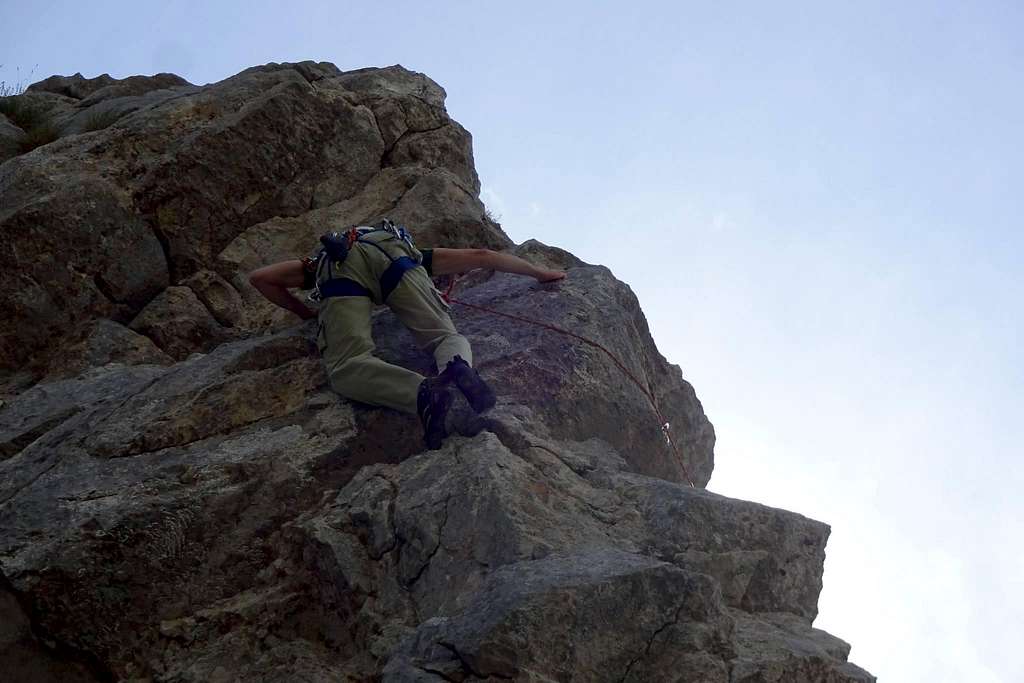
[0,62,873,682]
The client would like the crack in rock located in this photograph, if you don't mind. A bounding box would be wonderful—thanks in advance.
[1,406,80,461]
[0,457,62,508]
[366,473,400,560]
[618,600,687,682]
[438,641,515,681]
[417,664,460,682]
[404,493,452,589]
[382,122,449,166]
[71,372,166,446]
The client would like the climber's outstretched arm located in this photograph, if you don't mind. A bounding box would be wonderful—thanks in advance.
[430,248,566,282]
[249,260,317,320]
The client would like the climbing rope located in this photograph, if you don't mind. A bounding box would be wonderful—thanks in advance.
[442,275,696,488]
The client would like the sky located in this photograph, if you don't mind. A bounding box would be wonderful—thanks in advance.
[3,1,1022,680]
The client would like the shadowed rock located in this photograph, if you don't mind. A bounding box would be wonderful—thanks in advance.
[0,115,22,162]
[48,318,173,381]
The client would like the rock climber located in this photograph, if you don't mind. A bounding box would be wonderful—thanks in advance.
[249,221,565,450]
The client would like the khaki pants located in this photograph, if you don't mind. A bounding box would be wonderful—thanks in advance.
[316,232,472,414]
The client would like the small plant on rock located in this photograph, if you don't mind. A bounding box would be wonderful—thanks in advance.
[484,206,502,224]
[0,97,61,153]
[18,118,60,152]
[1,66,64,154]
[81,108,122,133]
[0,94,45,129]
[0,63,36,97]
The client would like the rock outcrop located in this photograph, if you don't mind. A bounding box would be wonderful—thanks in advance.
[0,62,873,681]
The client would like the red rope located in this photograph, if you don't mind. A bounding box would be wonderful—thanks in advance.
[443,276,696,488]
[441,274,460,303]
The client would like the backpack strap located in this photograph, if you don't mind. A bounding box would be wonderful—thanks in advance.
[379,256,420,302]
[318,277,372,299]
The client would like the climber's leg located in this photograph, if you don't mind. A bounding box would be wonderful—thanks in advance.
[387,267,495,413]
[386,266,472,370]
[318,295,423,415]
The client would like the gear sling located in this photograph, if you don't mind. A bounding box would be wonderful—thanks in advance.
[311,220,473,415]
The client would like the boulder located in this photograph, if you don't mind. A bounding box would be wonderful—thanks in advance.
[128,286,231,360]
[27,72,117,100]
[384,120,481,195]
[181,269,244,328]
[49,318,174,380]
[0,170,170,370]
[4,89,79,123]
[22,72,192,138]
[57,86,196,136]
[382,551,732,682]
[77,73,192,106]
[0,114,23,162]
[729,611,876,682]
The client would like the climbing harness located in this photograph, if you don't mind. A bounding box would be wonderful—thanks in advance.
[441,275,697,488]
[308,219,419,304]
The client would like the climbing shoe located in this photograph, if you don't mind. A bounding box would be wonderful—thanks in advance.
[417,378,455,450]
[440,355,496,414]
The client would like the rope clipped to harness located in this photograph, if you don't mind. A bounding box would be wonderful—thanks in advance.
[442,275,697,488]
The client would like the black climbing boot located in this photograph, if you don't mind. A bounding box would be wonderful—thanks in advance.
[441,355,496,414]
[418,378,454,450]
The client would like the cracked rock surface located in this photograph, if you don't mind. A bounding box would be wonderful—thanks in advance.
[0,62,872,681]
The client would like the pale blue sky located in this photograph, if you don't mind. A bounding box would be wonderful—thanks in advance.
[3,1,1022,680]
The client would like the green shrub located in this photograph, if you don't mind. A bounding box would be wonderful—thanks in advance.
[0,95,49,130]
[0,65,60,154]
[0,64,65,153]
[18,118,60,153]
[0,94,61,154]
[81,108,122,133]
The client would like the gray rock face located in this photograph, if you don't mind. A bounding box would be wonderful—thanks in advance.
[49,318,173,381]
[128,285,232,360]
[20,72,194,137]
[0,115,23,163]
[181,269,245,328]
[27,72,119,100]
[0,170,170,369]
[382,550,731,682]
[0,62,872,681]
